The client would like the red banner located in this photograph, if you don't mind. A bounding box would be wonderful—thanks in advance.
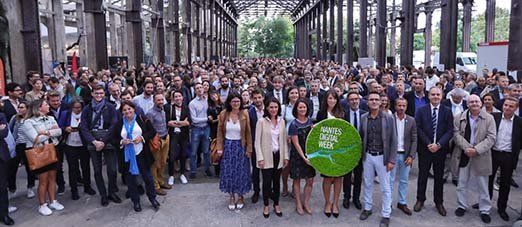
[72,52,78,74]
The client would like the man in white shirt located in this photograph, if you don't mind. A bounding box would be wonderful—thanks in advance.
[133,81,154,114]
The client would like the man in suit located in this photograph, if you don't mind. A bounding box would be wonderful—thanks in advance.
[2,83,22,122]
[414,87,454,216]
[80,85,121,207]
[404,77,429,117]
[342,91,366,210]
[489,97,522,221]
[452,95,497,224]
[389,98,417,215]
[266,76,287,104]
[309,80,324,122]
[495,83,522,116]
[248,89,265,203]
[46,91,67,195]
[358,92,397,227]
[0,112,14,225]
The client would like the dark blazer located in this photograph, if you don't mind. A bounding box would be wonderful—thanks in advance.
[492,113,522,167]
[495,98,522,116]
[58,110,84,146]
[360,111,398,165]
[80,102,119,147]
[266,89,288,104]
[1,99,19,123]
[164,103,190,138]
[113,114,156,168]
[442,99,468,113]
[394,114,418,159]
[248,105,261,142]
[404,91,429,117]
[415,104,454,153]
[0,113,10,162]
[79,86,93,105]
[344,108,367,131]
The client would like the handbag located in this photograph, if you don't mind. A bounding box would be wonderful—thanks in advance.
[26,134,58,171]
[210,138,222,165]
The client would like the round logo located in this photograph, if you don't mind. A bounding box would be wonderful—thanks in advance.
[305,118,362,177]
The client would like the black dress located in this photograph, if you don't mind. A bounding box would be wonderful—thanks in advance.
[288,118,316,179]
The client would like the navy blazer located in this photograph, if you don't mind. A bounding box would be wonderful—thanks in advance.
[1,99,19,124]
[415,104,454,153]
[404,91,429,117]
[80,102,119,146]
[0,113,10,162]
[248,105,261,143]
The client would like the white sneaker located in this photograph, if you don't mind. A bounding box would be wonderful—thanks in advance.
[38,203,53,216]
[494,183,500,191]
[49,200,64,211]
[27,188,35,199]
[180,174,188,184]
[168,176,175,186]
[8,206,17,213]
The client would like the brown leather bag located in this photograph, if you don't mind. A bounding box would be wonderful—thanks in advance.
[26,134,58,171]
[210,138,222,165]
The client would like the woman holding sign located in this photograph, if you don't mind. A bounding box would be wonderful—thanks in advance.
[288,98,315,215]
[316,90,345,218]
[254,97,289,218]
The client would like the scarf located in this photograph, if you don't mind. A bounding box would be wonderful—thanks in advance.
[123,114,139,175]
[92,99,106,113]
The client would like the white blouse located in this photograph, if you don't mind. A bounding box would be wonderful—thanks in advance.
[225,120,241,140]
[120,123,143,155]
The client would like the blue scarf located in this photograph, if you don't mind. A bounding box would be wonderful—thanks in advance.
[123,114,139,175]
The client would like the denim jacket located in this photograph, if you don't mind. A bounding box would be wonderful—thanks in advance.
[21,116,62,148]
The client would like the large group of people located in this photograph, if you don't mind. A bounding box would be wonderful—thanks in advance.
[0,58,521,227]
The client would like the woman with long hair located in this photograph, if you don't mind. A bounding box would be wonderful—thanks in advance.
[21,99,63,216]
[281,86,299,197]
[208,90,224,176]
[316,90,345,218]
[255,97,288,218]
[288,98,315,215]
[114,101,160,212]
[25,79,45,102]
[216,92,252,211]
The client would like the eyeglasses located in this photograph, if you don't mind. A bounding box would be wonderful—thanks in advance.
[14,89,22,92]
[94,92,105,95]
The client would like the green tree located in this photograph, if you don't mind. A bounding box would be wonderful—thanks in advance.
[238,16,294,58]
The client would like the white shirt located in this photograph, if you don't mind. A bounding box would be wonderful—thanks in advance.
[396,114,405,152]
[120,122,143,155]
[225,120,241,140]
[310,94,320,120]
[255,106,264,121]
[66,112,83,147]
[270,119,281,152]
[494,114,513,151]
[425,75,440,91]
[174,106,182,133]
[327,112,335,119]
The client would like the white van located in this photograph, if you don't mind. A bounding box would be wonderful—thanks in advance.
[432,52,477,73]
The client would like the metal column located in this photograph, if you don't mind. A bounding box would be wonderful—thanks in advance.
[336,0,343,63]
[329,0,335,61]
[20,0,42,73]
[440,0,458,70]
[152,0,165,63]
[317,5,322,60]
[202,0,207,60]
[375,0,386,67]
[322,1,328,60]
[485,0,496,42]
[462,0,472,52]
[48,0,66,64]
[424,9,433,67]
[195,1,201,59]
[400,0,414,67]
[84,0,108,71]
[508,0,522,71]
[209,0,214,59]
[125,0,143,68]
[182,0,192,63]
[359,0,368,58]
[346,0,354,66]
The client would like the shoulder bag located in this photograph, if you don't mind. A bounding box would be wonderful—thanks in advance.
[26,134,58,171]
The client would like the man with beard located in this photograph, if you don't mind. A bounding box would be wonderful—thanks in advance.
[248,89,264,203]
[133,81,155,114]
[218,76,231,101]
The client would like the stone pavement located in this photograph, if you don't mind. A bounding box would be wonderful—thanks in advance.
[6,158,522,227]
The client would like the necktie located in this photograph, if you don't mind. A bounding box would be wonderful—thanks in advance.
[432,107,438,142]
[277,92,281,102]
[353,111,358,130]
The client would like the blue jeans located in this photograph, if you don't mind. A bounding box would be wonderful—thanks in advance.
[190,126,210,174]
[389,153,411,205]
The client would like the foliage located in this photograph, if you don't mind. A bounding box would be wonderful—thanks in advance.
[238,17,294,58]
[428,7,510,52]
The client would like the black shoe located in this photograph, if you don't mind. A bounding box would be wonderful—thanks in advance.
[511,178,519,188]
[84,187,96,195]
[133,202,142,212]
[205,170,213,177]
[108,194,122,203]
[57,185,65,195]
[1,216,14,226]
[498,210,510,221]
[471,203,479,209]
[251,193,259,204]
[452,179,458,186]
[137,185,145,195]
[353,199,362,210]
[263,212,270,218]
[101,196,109,207]
[72,191,80,200]
[342,199,350,209]
[480,213,491,223]
[455,208,466,217]
[150,198,160,211]
[359,210,372,220]
[273,205,282,217]
[380,217,390,227]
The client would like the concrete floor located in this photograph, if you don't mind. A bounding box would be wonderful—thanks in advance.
[6,158,522,227]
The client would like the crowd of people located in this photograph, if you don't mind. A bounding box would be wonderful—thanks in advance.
[0,58,521,227]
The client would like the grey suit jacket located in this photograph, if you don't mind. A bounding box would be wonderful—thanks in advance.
[360,111,398,165]
[393,114,418,159]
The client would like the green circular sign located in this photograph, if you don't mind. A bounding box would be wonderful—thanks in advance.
[305,118,362,177]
